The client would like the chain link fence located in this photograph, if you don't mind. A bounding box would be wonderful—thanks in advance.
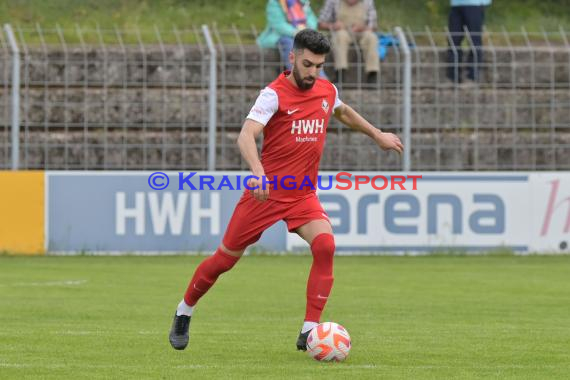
[1,25,569,171]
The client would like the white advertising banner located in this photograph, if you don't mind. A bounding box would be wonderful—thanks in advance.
[47,171,570,254]
[529,173,570,252]
[287,173,532,253]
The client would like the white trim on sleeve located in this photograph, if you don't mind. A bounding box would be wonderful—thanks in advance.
[332,83,343,111]
[246,87,278,126]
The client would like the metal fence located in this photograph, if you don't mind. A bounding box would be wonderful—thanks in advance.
[1,24,569,171]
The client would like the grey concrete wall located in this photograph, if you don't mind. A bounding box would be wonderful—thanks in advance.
[1,44,569,170]
[1,128,568,170]
[2,88,569,129]
[3,45,569,88]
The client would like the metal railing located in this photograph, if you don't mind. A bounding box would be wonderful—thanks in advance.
[1,24,569,171]
[3,25,20,170]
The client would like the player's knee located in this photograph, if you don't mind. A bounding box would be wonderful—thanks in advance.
[214,247,240,273]
[310,233,335,262]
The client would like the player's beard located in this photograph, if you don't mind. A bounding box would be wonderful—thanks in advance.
[292,63,316,90]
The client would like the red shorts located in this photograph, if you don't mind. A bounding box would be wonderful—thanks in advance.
[222,192,330,251]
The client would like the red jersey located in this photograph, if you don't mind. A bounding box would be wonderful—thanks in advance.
[246,71,343,202]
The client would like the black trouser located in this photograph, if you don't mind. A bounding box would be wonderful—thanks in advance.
[447,5,485,82]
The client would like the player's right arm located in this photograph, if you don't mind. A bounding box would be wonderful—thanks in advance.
[237,120,269,201]
[237,87,278,202]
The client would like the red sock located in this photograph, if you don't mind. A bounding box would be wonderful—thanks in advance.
[184,248,240,306]
[305,233,335,322]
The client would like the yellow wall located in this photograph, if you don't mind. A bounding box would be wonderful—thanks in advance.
[0,171,44,254]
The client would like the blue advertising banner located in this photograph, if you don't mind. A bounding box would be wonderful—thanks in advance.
[46,171,569,254]
[47,172,287,253]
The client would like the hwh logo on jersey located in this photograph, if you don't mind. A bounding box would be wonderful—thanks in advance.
[291,119,325,135]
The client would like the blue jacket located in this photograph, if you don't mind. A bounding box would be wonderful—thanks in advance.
[451,0,491,6]
[257,0,318,49]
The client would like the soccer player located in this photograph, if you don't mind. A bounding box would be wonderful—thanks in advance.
[169,29,403,351]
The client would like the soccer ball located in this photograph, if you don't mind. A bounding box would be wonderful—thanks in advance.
[306,322,351,362]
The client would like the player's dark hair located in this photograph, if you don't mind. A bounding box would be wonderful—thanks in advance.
[293,29,331,55]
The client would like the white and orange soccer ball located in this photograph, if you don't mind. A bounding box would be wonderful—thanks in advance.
[306,322,351,362]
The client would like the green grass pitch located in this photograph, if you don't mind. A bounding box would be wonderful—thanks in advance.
[1,254,569,379]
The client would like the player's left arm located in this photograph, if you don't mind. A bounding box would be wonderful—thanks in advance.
[333,103,404,154]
